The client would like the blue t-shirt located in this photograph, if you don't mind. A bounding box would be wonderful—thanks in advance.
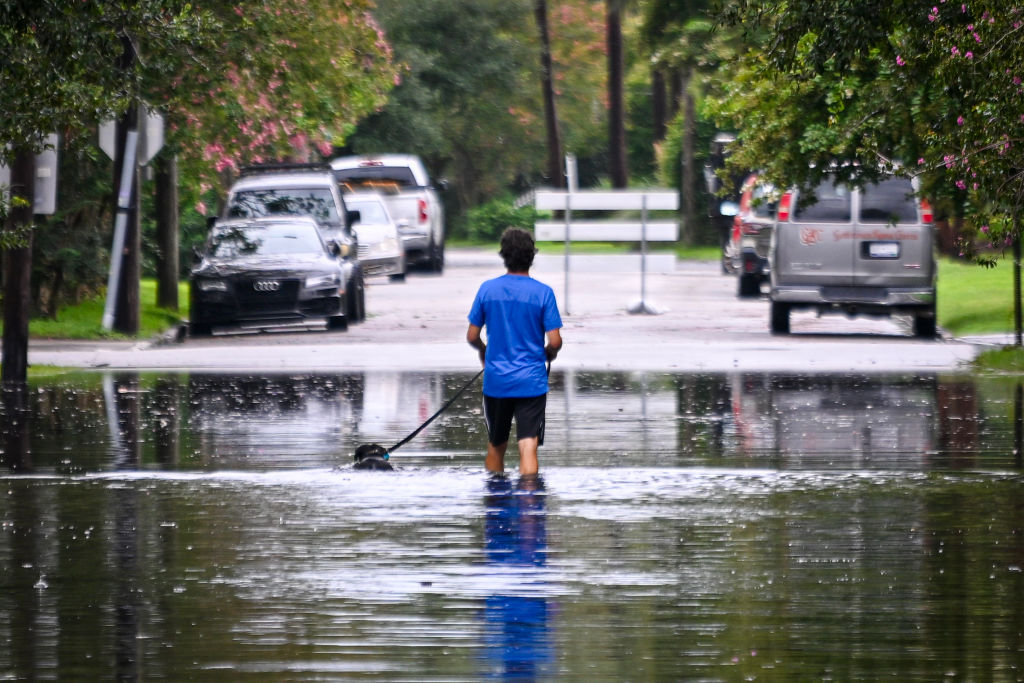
[468,274,562,398]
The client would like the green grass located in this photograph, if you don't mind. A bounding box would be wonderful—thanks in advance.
[24,279,188,340]
[938,257,1015,336]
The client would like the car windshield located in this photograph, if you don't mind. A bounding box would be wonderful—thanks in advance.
[346,200,389,225]
[207,224,324,259]
[860,177,918,224]
[226,188,340,224]
[334,166,418,188]
[794,180,851,222]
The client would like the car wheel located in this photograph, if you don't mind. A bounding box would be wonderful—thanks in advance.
[357,276,366,321]
[346,269,366,322]
[737,273,760,298]
[721,246,733,274]
[190,322,212,337]
[770,301,790,335]
[328,314,348,331]
[914,312,937,339]
[434,240,445,273]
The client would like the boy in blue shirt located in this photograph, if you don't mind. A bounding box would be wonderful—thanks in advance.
[467,228,563,475]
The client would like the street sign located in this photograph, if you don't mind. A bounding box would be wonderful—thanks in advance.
[99,106,164,165]
[0,133,59,215]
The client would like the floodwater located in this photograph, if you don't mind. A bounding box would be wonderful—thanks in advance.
[2,369,1024,680]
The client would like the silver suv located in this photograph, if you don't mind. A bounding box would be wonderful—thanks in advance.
[769,174,936,337]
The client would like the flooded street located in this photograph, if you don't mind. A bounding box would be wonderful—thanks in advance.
[3,369,1024,680]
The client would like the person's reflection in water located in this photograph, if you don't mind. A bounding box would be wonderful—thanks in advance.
[482,474,553,680]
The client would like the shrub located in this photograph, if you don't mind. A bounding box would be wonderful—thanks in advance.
[465,195,538,243]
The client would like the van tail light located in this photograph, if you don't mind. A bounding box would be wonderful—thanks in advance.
[920,198,933,224]
[777,192,792,221]
[418,198,428,224]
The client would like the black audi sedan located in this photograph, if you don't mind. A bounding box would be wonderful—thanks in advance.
[189,216,350,335]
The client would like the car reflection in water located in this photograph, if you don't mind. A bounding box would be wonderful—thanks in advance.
[481,475,553,680]
[724,374,980,468]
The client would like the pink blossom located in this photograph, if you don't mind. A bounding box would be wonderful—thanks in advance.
[957,115,965,125]
[965,51,973,59]
[981,225,990,233]
[918,158,926,165]
[196,201,208,215]
[956,179,967,189]
[896,55,906,66]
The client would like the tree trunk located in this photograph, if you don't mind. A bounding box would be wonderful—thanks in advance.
[681,68,697,244]
[535,0,564,188]
[669,68,683,118]
[155,152,180,311]
[2,148,35,386]
[607,0,628,188]
[652,67,667,142]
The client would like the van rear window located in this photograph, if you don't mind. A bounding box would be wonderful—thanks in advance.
[794,181,851,222]
[860,177,918,224]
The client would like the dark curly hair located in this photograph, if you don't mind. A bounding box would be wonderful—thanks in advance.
[499,228,537,272]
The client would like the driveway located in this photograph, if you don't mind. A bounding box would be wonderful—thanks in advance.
[25,248,982,373]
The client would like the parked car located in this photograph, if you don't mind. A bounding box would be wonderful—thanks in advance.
[331,154,445,272]
[223,163,365,322]
[190,216,349,335]
[724,173,778,297]
[343,193,406,280]
[769,173,936,337]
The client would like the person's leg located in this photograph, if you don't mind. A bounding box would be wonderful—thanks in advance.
[486,441,508,473]
[483,395,514,474]
[513,394,546,475]
[517,437,539,475]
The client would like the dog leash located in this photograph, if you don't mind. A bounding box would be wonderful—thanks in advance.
[386,368,484,454]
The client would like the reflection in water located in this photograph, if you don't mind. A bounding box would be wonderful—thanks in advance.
[5,370,1024,679]
[1,385,31,471]
[482,475,552,680]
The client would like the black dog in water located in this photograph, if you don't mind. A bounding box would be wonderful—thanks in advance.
[353,444,394,471]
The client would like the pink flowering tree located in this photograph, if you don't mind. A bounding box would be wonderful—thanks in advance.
[906,3,1024,261]
[154,0,400,209]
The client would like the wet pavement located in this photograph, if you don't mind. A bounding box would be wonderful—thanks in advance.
[23,249,981,373]
[3,369,1024,680]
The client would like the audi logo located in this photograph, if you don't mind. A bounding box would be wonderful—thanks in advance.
[253,280,280,292]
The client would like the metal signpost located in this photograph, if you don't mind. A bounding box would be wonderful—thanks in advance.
[98,106,164,331]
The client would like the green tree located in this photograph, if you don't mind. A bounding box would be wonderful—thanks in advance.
[0,1,214,384]
[345,0,542,226]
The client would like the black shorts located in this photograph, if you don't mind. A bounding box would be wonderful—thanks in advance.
[483,393,547,447]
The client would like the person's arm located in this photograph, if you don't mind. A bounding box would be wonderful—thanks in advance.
[544,328,562,361]
[467,324,486,366]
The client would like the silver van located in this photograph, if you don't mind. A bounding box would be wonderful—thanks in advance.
[769,174,936,337]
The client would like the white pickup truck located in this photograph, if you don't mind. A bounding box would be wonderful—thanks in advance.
[330,155,446,272]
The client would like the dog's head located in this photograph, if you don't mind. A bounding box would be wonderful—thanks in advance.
[354,443,389,462]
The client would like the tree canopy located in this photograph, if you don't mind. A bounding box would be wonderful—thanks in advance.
[0,0,213,161]
[707,0,1024,251]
